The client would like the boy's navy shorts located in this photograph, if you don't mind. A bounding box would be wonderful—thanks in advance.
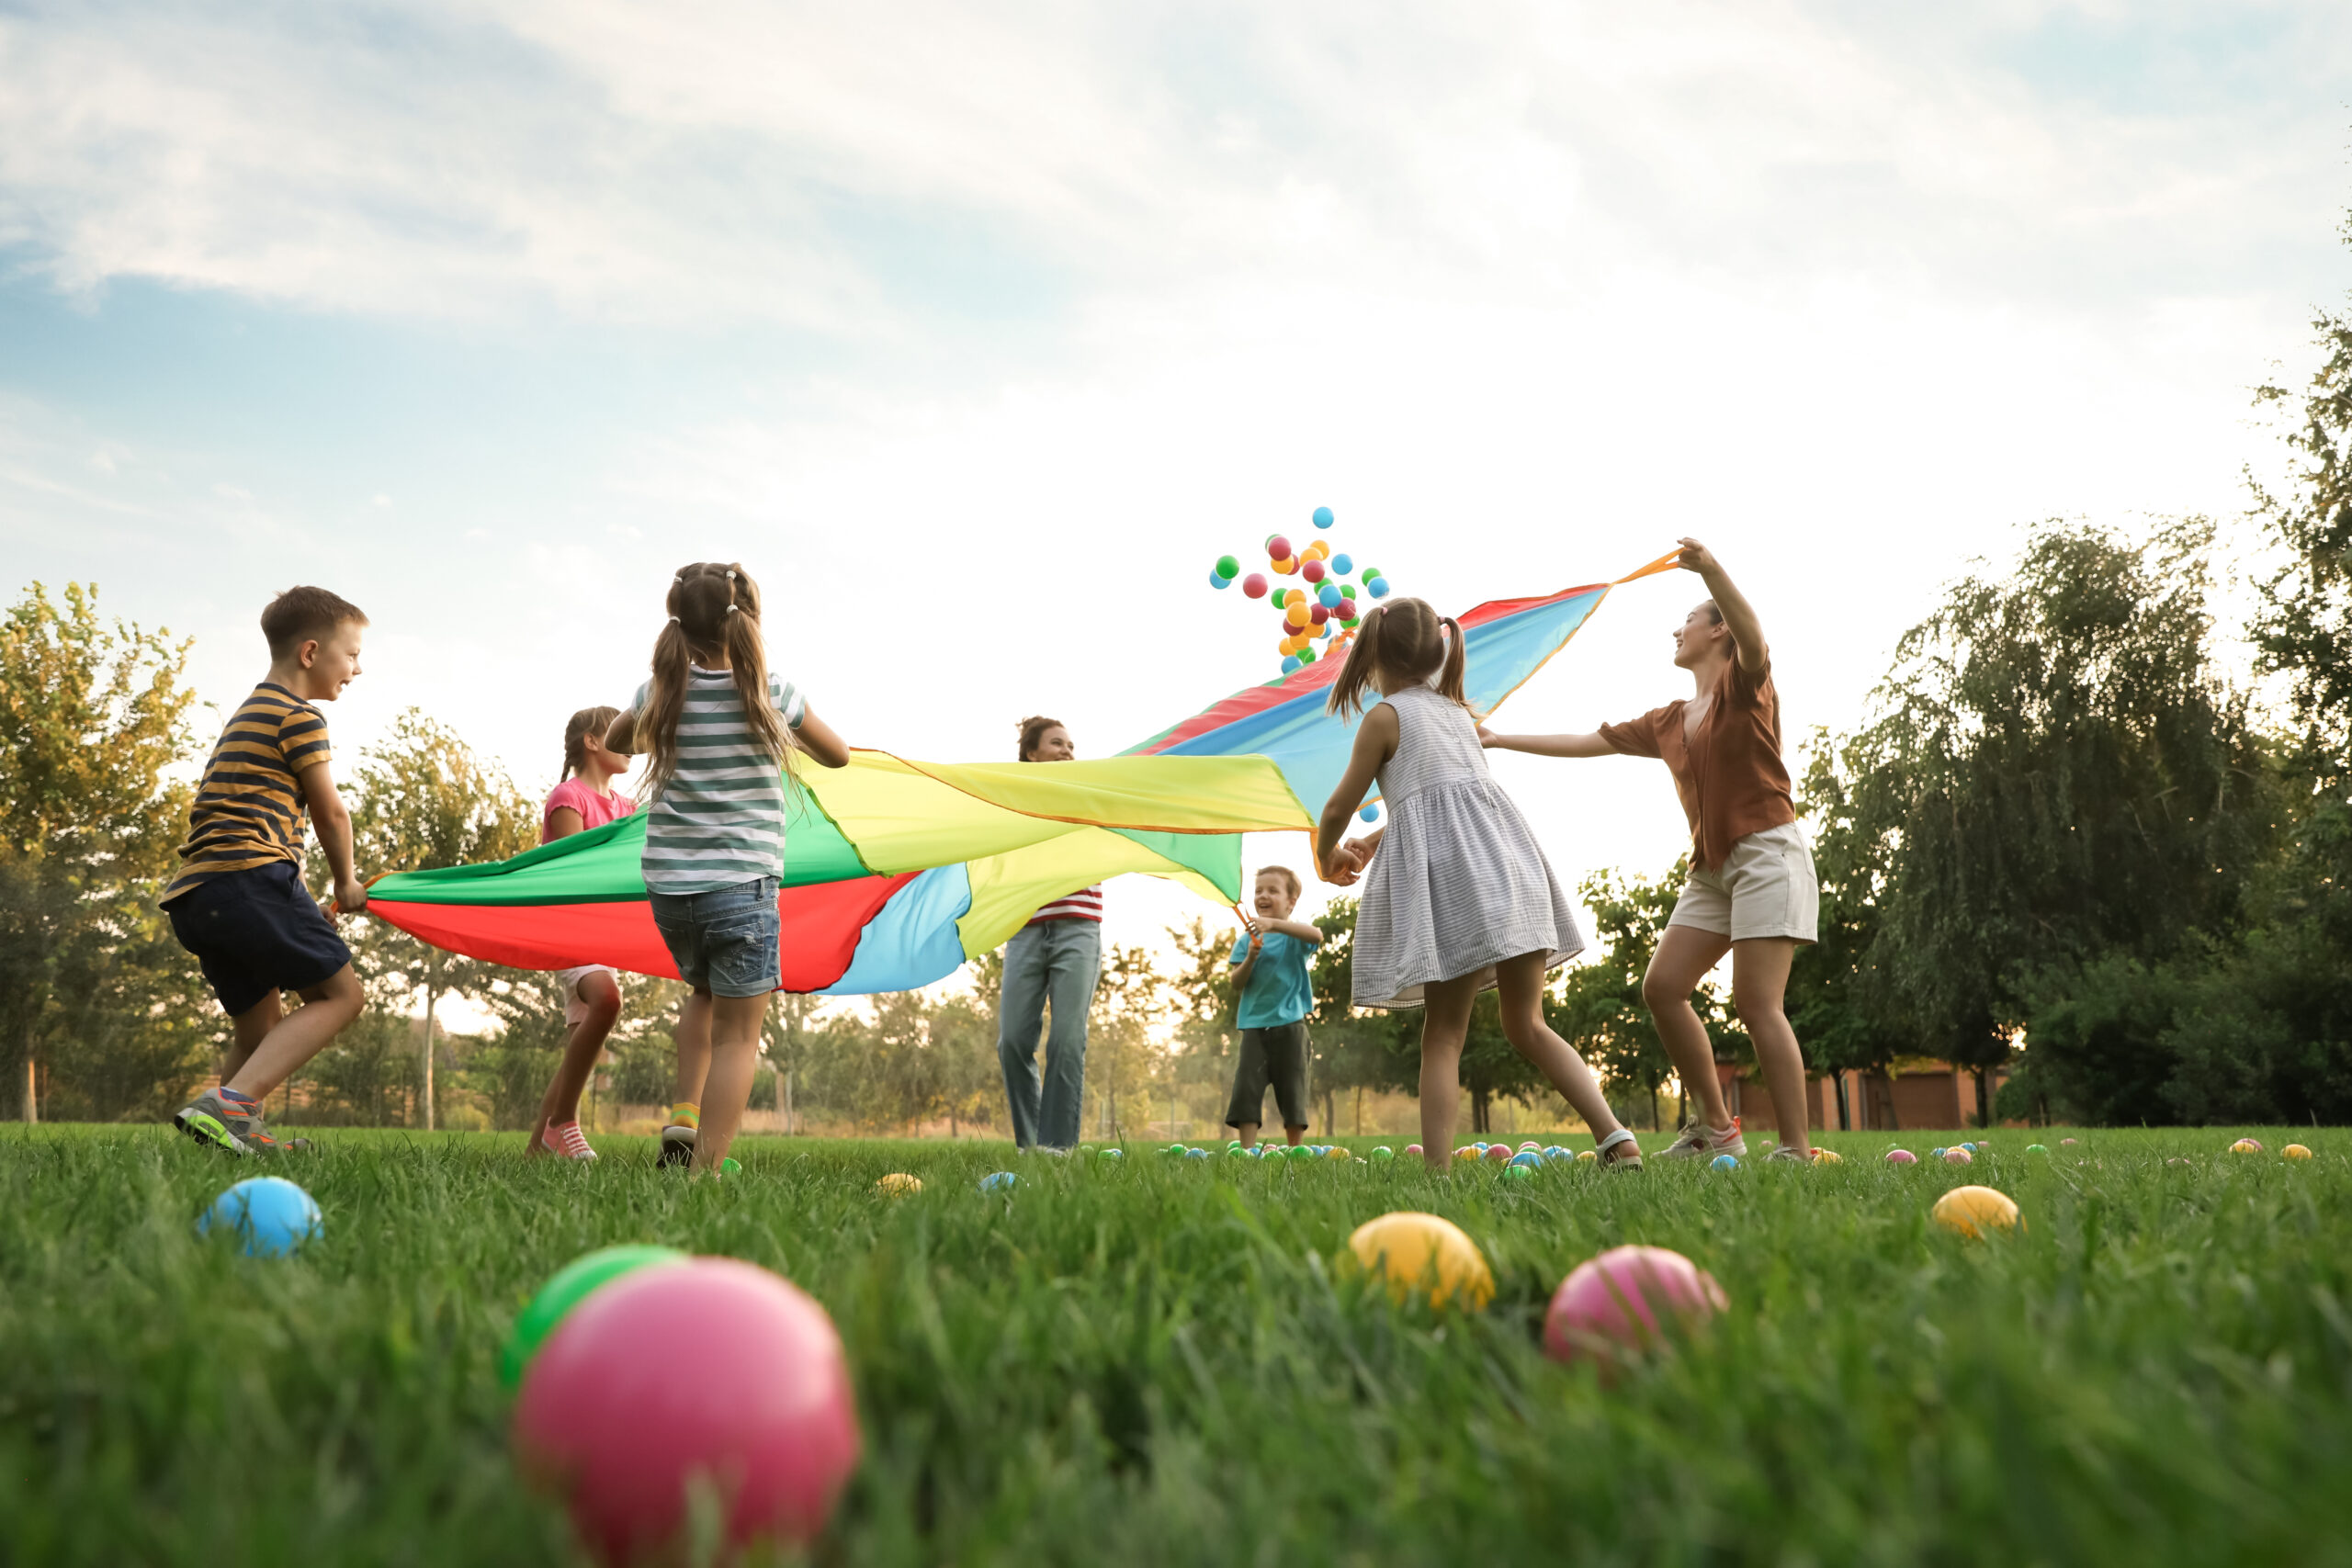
[165,861,353,1017]
[1226,1021,1310,1131]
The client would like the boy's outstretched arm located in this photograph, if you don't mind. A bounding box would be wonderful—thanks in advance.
[1256,917,1324,944]
[300,762,367,914]
[1679,536,1770,673]
[1477,726,1613,759]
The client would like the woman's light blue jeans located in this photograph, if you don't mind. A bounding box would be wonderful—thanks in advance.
[997,919,1101,1150]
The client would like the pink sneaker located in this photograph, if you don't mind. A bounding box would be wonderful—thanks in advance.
[539,1120,598,1161]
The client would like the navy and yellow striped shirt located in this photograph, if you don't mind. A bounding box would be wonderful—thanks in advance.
[161,683,332,906]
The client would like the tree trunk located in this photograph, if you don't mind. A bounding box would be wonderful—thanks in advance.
[1648,1084,1660,1132]
[21,1047,36,1125]
[421,961,440,1133]
[1973,1067,1990,1129]
[785,1068,795,1135]
[1833,1072,1851,1131]
[1354,1086,1363,1136]
[1470,1085,1490,1134]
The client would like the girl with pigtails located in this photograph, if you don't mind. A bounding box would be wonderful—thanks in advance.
[1316,597,1643,1172]
[524,705,641,1160]
[605,562,852,1175]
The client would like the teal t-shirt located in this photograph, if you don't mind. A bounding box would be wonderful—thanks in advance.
[1229,930,1316,1030]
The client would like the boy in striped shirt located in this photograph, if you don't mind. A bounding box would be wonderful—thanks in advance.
[164,586,372,1156]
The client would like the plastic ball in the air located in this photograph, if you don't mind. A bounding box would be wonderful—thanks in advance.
[1368,578,1390,598]
[1359,804,1380,823]
[1330,553,1353,575]
[1215,554,1240,581]
[1281,656,1301,673]
[1317,583,1341,608]
[1309,604,1329,626]
[1267,535,1293,562]
[1312,506,1334,528]
[1303,558,1327,583]
[1242,573,1269,599]
[1298,647,1317,663]
[1207,570,1229,590]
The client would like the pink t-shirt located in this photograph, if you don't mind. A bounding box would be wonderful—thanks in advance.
[542,776,637,840]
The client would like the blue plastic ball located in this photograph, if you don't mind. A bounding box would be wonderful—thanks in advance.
[979,1171,1019,1191]
[1281,655,1301,674]
[197,1177,322,1257]
[1358,803,1380,824]
[1312,506,1334,528]
[1710,1153,1741,1171]
[1209,570,1230,590]
[1317,583,1341,608]
[1510,1151,1542,1169]
[1185,1147,1209,1160]
[1367,577,1391,599]
[1330,553,1353,576]
[1100,1146,1125,1161]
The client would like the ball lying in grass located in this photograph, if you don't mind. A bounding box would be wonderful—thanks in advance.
[1099,1147,1125,1162]
[1371,1146,1395,1162]
[2284,1144,2313,1160]
[514,1258,860,1565]
[875,1173,922,1196]
[1577,1149,1598,1163]
[1543,1245,1727,1367]
[1942,1147,1973,1166]
[1810,1148,1844,1165]
[978,1171,1017,1192]
[1484,1145,1512,1163]
[1502,1164,1534,1183]
[1886,1149,1917,1165]
[1932,1185,2022,1239]
[502,1244,688,1390]
[2027,1144,2050,1156]
[2230,1138,2265,1155]
[1346,1212,1494,1311]
[1710,1154,1739,1171]
[1404,1144,1423,1156]
[196,1177,321,1259]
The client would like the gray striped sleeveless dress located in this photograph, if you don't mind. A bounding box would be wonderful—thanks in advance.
[1350,685,1585,1009]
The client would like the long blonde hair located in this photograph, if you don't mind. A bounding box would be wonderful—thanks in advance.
[636,562,797,802]
[1324,597,1466,719]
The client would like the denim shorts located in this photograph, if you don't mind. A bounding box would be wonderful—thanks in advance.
[648,876,780,998]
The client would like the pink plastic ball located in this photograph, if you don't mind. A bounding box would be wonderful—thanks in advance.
[1241,573,1269,599]
[1484,1144,1511,1162]
[1302,558,1327,583]
[1405,1145,1423,1156]
[514,1258,861,1565]
[1885,1148,1917,1165]
[1943,1146,1973,1165]
[1543,1245,1727,1365]
[1267,535,1293,562]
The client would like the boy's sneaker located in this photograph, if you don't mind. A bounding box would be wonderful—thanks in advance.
[541,1120,598,1161]
[658,1124,697,1168]
[1656,1116,1747,1162]
[174,1088,283,1156]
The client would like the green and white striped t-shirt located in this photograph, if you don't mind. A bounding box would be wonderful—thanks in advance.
[629,666,808,894]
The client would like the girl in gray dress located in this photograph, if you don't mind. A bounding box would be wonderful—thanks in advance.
[1315,598,1643,1173]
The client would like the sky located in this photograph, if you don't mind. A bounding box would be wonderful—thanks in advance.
[5,0,2351,965]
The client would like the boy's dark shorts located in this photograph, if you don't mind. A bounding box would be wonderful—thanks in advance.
[1227,1020,1310,1130]
[164,861,353,1018]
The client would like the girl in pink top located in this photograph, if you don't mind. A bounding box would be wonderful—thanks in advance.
[526,705,639,1159]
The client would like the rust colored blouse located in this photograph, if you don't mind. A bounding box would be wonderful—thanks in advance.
[1599,656,1795,872]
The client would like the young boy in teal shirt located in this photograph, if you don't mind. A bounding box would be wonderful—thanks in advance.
[1226,865,1324,1150]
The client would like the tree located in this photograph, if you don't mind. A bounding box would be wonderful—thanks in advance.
[0,582,209,1122]
[1089,943,1163,1139]
[343,709,536,1129]
[1783,731,1899,1128]
[1553,866,1689,1131]
[1838,521,2279,1123]
[1304,897,1418,1130]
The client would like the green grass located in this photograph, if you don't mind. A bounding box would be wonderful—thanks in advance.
[6,1125,2352,1566]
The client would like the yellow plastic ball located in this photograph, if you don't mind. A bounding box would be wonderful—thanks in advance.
[875,1172,922,1196]
[2230,1138,2264,1155]
[1346,1212,1494,1311]
[1285,602,1311,628]
[1576,1149,1597,1163]
[1304,540,1330,562]
[2283,1144,2313,1160]
[1272,556,1297,576]
[1931,1184,2022,1240]
[1810,1147,1844,1165]
[1325,1145,1350,1161]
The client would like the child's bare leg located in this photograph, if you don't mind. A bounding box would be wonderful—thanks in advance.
[528,972,621,1153]
[1235,1122,1259,1149]
[1285,1124,1306,1146]
[1494,952,1627,1142]
[1417,976,1477,1170]
[1643,925,1736,1130]
[673,987,714,1107]
[223,966,364,1100]
[221,992,283,1085]
[1732,938,1811,1155]
[692,992,771,1172]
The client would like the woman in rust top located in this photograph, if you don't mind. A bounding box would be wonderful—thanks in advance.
[1477,537,1819,1163]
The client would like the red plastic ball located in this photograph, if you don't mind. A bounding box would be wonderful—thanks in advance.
[1309,604,1329,625]
[514,1258,861,1565]
[1302,558,1327,583]
[1267,535,1293,562]
[1241,573,1269,599]
[1543,1246,1727,1365]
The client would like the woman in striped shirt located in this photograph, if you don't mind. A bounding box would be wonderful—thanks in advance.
[606,562,851,1175]
[995,716,1103,1151]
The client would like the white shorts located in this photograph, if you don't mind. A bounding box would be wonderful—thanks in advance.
[557,964,620,1027]
[1668,822,1819,944]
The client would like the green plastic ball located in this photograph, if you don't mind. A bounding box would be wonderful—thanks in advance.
[1502,1163,1533,1182]
[1215,555,1240,580]
[1370,1146,1395,1162]
[501,1244,688,1390]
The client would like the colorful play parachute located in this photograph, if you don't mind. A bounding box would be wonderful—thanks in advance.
[367,551,1680,994]
[1131,551,1683,812]
[367,752,1310,995]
